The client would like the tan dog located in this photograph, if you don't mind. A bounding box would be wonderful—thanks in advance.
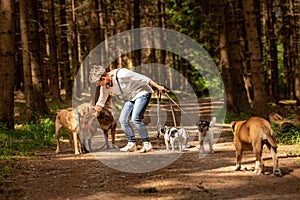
[55,103,97,155]
[230,117,282,176]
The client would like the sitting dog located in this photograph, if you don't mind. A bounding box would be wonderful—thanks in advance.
[230,117,282,176]
[196,116,216,154]
[55,103,97,155]
[160,126,188,152]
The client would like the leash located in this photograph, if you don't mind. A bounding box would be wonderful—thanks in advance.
[163,91,195,122]
[156,86,195,139]
[156,90,161,138]
[168,95,177,127]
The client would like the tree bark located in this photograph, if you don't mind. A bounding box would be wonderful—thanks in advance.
[19,0,36,120]
[48,0,61,101]
[280,0,291,99]
[243,0,269,117]
[27,0,49,115]
[133,0,141,68]
[219,0,250,115]
[0,0,15,128]
[59,0,72,100]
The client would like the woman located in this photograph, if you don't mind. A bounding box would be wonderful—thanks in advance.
[89,65,165,153]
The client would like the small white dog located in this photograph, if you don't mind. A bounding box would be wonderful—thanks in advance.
[160,126,188,152]
[196,116,216,154]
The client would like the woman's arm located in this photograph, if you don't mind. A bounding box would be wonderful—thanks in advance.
[149,80,166,92]
[95,86,111,114]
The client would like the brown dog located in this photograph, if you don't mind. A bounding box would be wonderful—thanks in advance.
[90,106,117,149]
[93,89,117,149]
[55,103,97,155]
[230,117,282,176]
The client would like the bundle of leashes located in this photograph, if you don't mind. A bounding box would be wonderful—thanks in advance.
[156,85,194,140]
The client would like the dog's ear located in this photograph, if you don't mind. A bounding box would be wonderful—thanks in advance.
[230,121,236,132]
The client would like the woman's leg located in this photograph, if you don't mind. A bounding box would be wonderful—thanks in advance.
[131,93,152,142]
[119,101,135,142]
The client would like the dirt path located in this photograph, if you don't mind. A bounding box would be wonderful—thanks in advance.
[1,130,300,200]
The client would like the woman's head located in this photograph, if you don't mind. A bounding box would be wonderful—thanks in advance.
[89,65,107,84]
[89,65,112,87]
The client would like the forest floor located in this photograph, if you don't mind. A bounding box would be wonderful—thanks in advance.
[1,129,300,200]
[1,93,300,199]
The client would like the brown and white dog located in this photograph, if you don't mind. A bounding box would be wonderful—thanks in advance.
[55,103,97,155]
[230,117,282,176]
[196,116,216,154]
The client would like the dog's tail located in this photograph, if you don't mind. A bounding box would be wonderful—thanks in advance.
[210,116,216,128]
[265,130,277,148]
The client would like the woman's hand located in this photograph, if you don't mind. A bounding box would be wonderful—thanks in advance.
[156,85,166,93]
[149,80,166,93]
[95,105,103,115]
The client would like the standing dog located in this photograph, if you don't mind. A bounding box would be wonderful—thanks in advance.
[55,103,97,155]
[96,107,117,149]
[230,117,282,176]
[196,116,216,154]
[160,126,188,152]
[93,91,117,149]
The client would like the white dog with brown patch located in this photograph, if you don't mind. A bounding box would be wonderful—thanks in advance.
[196,116,216,154]
[160,126,188,152]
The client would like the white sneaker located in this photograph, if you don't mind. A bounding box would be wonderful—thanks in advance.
[139,142,153,153]
[120,142,136,152]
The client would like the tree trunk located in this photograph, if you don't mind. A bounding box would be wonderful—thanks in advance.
[289,0,300,104]
[0,0,15,129]
[219,0,250,115]
[280,0,291,99]
[48,0,61,101]
[37,0,49,93]
[269,0,280,103]
[219,0,238,114]
[27,0,49,115]
[158,0,166,65]
[133,0,141,68]
[89,0,102,67]
[59,0,72,100]
[19,0,36,120]
[243,0,269,117]
[71,0,81,98]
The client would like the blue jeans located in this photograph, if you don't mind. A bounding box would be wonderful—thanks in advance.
[119,93,152,143]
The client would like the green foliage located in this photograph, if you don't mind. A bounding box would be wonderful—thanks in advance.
[225,112,251,124]
[273,124,300,145]
[0,164,12,179]
[0,118,56,159]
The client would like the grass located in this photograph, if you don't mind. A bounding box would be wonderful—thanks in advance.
[272,123,300,145]
[0,118,58,159]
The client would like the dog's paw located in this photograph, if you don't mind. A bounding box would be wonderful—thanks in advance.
[233,165,241,171]
[254,169,264,175]
[273,169,282,177]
